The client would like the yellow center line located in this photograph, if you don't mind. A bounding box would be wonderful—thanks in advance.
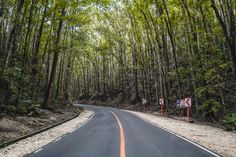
[111,111,126,157]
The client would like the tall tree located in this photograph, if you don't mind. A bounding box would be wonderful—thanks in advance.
[42,6,66,108]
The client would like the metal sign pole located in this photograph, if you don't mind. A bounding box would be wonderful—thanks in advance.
[159,98,164,116]
[161,105,163,116]
[185,98,191,123]
[142,99,146,113]
[187,107,190,123]
[144,103,146,113]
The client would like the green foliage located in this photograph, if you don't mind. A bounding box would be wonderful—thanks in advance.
[4,67,29,95]
[224,114,236,127]
[0,0,235,124]
[196,86,215,98]
[199,98,221,113]
[18,100,41,115]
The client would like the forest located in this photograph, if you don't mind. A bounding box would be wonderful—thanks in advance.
[0,0,235,125]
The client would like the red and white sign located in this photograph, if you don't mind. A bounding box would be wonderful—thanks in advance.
[185,98,191,123]
[142,99,147,113]
[178,98,191,108]
[185,98,191,108]
[159,98,164,106]
[180,99,185,108]
[142,99,146,104]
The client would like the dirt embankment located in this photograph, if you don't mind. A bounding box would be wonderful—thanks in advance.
[0,105,80,144]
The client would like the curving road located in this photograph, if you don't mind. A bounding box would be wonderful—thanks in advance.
[27,104,220,157]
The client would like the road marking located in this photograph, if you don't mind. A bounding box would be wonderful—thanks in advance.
[68,130,74,133]
[127,111,221,157]
[53,137,62,143]
[34,148,43,153]
[70,110,95,133]
[31,110,95,155]
[64,110,95,135]
[111,111,126,157]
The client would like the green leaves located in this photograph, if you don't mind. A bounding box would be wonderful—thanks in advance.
[200,99,221,114]
[0,0,235,121]
[224,114,236,127]
[4,66,29,97]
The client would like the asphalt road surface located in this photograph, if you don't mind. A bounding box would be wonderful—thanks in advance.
[27,105,220,157]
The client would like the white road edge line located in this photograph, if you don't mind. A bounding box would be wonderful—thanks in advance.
[53,137,62,143]
[32,109,95,154]
[76,110,95,130]
[68,130,74,134]
[34,148,43,153]
[125,111,222,157]
[66,110,95,135]
[67,110,95,134]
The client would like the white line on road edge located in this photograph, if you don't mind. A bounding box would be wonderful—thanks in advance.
[126,111,222,157]
[53,137,62,143]
[65,110,95,135]
[32,110,95,154]
[34,148,43,153]
[74,110,95,130]
[63,110,95,136]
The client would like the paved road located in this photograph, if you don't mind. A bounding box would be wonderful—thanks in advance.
[28,105,220,157]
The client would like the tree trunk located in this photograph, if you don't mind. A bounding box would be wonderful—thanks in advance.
[1,0,25,80]
[162,0,183,98]
[31,0,48,101]
[42,7,66,108]
[211,0,236,78]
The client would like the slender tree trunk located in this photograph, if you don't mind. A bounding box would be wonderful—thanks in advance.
[1,0,25,80]
[31,0,48,101]
[211,0,236,77]
[42,7,66,108]
[162,0,183,98]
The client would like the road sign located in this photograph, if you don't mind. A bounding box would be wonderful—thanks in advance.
[142,99,146,104]
[176,98,191,122]
[159,98,164,116]
[142,99,147,113]
[185,98,191,108]
[178,98,191,108]
[180,99,185,108]
[159,98,164,106]
[184,98,191,123]
[176,99,180,107]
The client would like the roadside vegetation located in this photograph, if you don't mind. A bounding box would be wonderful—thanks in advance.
[0,0,236,128]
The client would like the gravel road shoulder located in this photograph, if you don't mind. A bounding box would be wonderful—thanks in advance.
[0,109,93,157]
[127,110,236,157]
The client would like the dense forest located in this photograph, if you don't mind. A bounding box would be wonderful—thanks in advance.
[0,0,235,123]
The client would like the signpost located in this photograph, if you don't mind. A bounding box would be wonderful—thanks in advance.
[180,99,185,108]
[176,98,191,123]
[159,98,164,116]
[185,98,191,123]
[176,99,180,107]
[142,99,147,113]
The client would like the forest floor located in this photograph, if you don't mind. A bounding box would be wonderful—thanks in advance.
[127,110,236,157]
[0,105,80,144]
